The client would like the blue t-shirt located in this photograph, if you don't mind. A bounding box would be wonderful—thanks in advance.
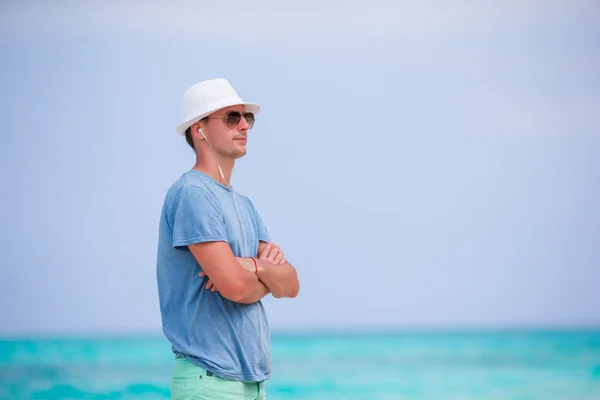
[156,170,272,382]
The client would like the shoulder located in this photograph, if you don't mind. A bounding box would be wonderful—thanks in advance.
[164,172,220,212]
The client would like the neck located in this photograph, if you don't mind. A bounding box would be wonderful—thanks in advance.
[192,151,235,187]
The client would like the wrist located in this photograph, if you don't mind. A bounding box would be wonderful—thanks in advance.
[250,257,258,275]
[253,258,268,276]
[237,257,256,273]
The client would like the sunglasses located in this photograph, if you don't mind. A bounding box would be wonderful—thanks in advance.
[206,111,255,129]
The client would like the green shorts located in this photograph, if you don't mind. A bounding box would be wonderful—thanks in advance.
[170,355,267,400]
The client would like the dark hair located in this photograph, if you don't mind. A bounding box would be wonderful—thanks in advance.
[185,127,194,150]
[184,117,207,150]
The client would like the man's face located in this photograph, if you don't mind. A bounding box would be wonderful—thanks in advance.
[200,105,252,160]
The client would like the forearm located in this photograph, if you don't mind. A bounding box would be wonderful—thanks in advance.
[255,259,300,298]
[229,258,271,304]
[237,275,271,304]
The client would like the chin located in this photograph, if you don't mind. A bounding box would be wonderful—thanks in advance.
[232,150,247,159]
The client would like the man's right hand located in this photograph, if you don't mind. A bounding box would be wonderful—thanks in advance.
[235,242,285,273]
[258,242,286,265]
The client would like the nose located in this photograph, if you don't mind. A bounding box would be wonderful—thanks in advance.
[238,116,249,131]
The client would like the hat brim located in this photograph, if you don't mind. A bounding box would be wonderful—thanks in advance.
[176,101,260,135]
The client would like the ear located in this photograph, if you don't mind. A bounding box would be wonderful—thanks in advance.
[191,121,206,140]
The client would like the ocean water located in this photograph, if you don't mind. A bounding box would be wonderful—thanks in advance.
[1,330,599,400]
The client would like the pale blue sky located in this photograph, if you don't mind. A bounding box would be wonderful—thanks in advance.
[1,1,599,336]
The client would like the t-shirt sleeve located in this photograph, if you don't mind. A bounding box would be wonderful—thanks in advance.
[170,184,228,249]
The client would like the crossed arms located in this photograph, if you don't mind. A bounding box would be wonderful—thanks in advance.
[189,241,300,304]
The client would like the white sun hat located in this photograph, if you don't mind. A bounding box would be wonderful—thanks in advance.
[176,78,260,135]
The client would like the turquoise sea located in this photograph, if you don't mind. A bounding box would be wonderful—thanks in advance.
[1,330,599,400]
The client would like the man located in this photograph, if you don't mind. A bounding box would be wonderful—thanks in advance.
[156,78,300,400]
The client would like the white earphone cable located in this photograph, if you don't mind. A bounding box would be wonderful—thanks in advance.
[199,128,248,256]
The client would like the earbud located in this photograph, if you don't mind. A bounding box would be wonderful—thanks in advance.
[197,127,210,142]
